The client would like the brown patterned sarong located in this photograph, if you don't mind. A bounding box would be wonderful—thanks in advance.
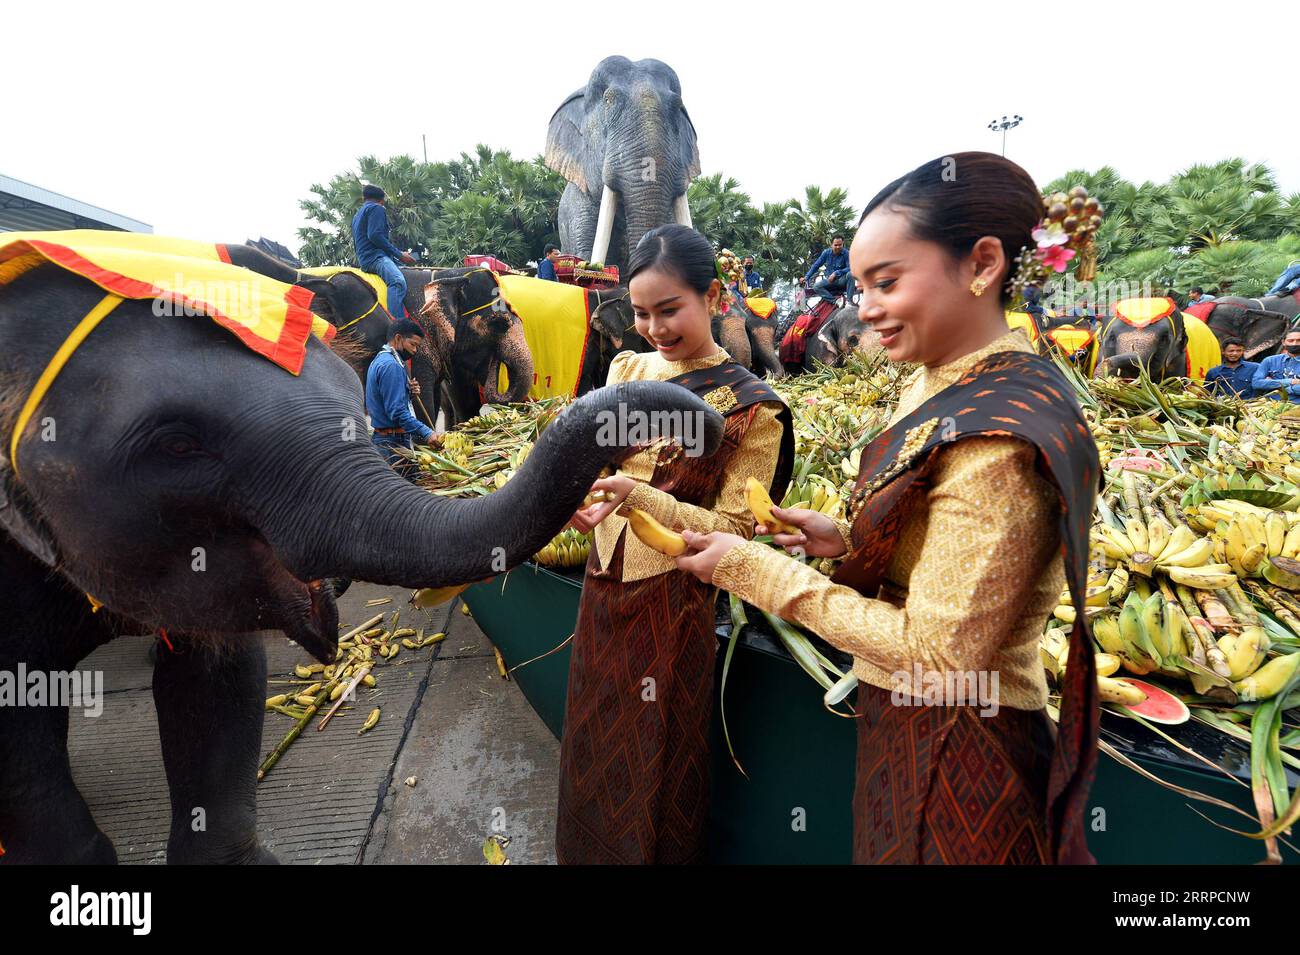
[852,685,1057,864]
[555,536,718,864]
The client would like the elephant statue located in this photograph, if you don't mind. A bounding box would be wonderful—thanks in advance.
[545,56,700,272]
[1192,293,1300,360]
[1094,298,1220,381]
[0,259,724,863]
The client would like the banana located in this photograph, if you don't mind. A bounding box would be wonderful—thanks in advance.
[1166,564,1239,589]
[1266,511,1288,557]
[1154,524,1195,563]
[1241,512,1269,550]
[1091,614,1126,656]
[1106,565,1130,603]
[1099,524,1137,558]
[1124,516,1149,556]
[1262,556,1300,590]
[412,583,471,608]
[1095,653,1122,677]
[745,477,799,535]
[1156,537,1213,569]
[1142,592,1170,660]
[1238,541,1268,576]
[1234,652,1300,701]
[358,707,381,734]
[1281,521,1300,560]
[1220,626,1269,681]
[1118,595,1158,674]
[626,508,689,556]
[1098,675,1148,706]
[1054,605,1077,624]
[1145,518,1171,562]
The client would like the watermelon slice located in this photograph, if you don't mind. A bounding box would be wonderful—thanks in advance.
[1115,678,1190,725]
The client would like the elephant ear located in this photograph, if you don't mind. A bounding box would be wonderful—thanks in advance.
[677,105,702,181]
[545,89,594,194]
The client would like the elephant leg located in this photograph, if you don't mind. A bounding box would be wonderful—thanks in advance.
[748,324,784,378]
[153,633,277,864]
[559,182,599,260]
[0,686,117,864]
[720,314,750,369]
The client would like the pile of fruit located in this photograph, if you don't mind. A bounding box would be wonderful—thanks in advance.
[258,610,447,781]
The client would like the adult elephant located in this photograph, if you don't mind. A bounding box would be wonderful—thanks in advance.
[798,306,882,372]
[1192,293,1300,360]
[0,261,723,864]
[545,56,700,272]
[725,296,784,378]
[1094,297,1220,381]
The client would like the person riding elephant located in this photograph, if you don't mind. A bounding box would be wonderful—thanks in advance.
[1094,296,1220,381]
[352,184,417,318]
[805,236,851,305]
[545,56,701,273]
[0,252,725,863]
[1266,262,1300,298]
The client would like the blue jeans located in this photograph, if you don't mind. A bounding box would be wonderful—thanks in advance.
[371,432,419,482]
[1267,264,1300,297]
[812,274,848,304]
[366,256,408,318]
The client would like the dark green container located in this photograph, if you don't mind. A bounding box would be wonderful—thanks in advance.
[464,564,1296,865]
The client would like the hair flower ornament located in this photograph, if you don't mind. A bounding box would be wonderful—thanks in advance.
[1007,185,1104,306]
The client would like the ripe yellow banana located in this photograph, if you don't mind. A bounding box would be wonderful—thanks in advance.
[411,583,471,608]
[1156,537,1213,568]
[745,477,798,535]
[1145,518,1170,562]
[1239,541,1268,576]
[1098,675,1148,706]
[1266,512,1288,557]
[1095,653,1121,677]
[1106,565,1130,603]
[1234,651,1300,701]
[1142,592,1170,659]
[1124,516,1150,556]
[1118,597,1158,674]
[626,508,688,557]
[1220,626,1269,681]
[1166,564,1238,589]
[1153,524,1195,563]
[1281,522,1300,560]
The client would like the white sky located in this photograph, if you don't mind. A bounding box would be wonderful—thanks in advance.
[5,0,1293,256]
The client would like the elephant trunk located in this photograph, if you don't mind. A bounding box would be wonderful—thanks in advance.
[258,382,723,588]
[1095,350,1141,379]
[484,322,534,404]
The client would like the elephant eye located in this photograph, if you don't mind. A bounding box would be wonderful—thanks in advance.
[156,429,204,459]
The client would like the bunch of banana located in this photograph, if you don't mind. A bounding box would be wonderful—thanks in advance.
[1040,626,1147,705]
[781,474,845,520]
[533,527,591,567]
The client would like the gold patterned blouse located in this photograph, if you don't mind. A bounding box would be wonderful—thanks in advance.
[711,328,1061,710]
[595,348,785,584]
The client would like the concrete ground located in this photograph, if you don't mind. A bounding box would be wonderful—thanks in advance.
[66,580,561,865]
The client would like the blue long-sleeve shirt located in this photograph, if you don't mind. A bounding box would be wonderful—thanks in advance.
[805,247,849,284]
[537,257,558,281]
[1251,353,1300,401]
[365,346,433,440]
[352,201,405,269]
[1205,361,1259,398]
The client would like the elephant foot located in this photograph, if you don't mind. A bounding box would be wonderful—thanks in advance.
[1,827,118,865]
[167,833,279,865]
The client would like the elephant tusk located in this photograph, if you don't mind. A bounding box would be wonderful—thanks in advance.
[591,185,618,265]
[673,193,693,228]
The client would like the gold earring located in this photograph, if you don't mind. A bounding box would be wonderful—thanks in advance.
[970,278,988,297]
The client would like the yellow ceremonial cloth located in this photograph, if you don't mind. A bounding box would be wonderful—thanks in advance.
[299,266,389,309]
[0,230,333,374]
[1184,312,1221,382]
[745,296,777,319]
[496,274,590,399]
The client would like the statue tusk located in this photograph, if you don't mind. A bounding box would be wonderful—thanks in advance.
[673,192,693,228]
[591,185,618,265]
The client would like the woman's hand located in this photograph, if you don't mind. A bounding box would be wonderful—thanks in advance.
[675,531,746,583]
[758,506,848,558]
[568,475,638,534]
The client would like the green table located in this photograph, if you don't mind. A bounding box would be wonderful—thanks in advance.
[465,563,1296,864]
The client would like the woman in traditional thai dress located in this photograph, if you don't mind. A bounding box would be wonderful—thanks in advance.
[555,225,793,864]
[677,154,1102,864]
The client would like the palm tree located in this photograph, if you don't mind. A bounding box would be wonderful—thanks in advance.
[688,173,761,253]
